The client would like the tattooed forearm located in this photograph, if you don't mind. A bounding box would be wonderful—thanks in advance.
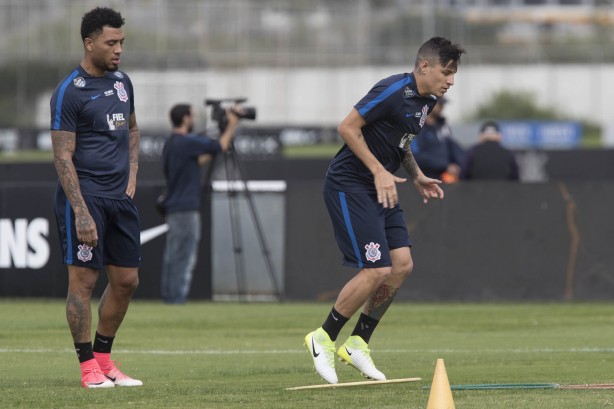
[66,292,91,342]
[54,158,87,212]
[402,150,420,180]
[128,114,140,171]
[365,284,398,320]
[52,131,88,214]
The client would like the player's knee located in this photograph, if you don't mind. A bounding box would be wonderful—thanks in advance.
[113,274,139,295]
[124,275,139,293]
[393,258,413,279]
[68,268,99,295]
[372,266,393,283]
[68,280,97,297]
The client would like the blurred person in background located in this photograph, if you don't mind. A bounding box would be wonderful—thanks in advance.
[50,7,142,389]
[460,120,519,181]
[159,103,240,304]
[304,37,466,384]
[410,97,464,183]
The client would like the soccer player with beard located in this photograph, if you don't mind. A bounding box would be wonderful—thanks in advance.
[50,7,142,388]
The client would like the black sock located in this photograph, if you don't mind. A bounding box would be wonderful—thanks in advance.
[74,342,94,363]
[93,332,115,354]
[321,307,349,341]
[351,313,380,343]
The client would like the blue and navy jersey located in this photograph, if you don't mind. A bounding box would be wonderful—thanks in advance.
[325,73,437,193]
[162,134,222,213]
[50,65,135,199]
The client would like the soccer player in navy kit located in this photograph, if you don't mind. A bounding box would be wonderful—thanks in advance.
[50,7,142,388]
[305,37,466,384]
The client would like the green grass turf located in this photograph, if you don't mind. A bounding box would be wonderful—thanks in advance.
[1,300,613,408]
[0,150,53,162]
[0,144,342,163]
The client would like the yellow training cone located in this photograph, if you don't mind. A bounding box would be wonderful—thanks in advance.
[426,359,455,409]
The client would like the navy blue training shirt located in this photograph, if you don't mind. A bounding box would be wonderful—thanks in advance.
[50,65,135,199]
[162,134,222,214]
[325,73,437,194]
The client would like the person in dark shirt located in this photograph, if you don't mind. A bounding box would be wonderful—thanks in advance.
[304,37,466,384]
[460,121,519,181]
[160,103,239,304]
[50,7,142,388]
[411,97,465,183]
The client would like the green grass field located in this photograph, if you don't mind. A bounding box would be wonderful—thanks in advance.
[0,145,343,162]
[1,300,613,408]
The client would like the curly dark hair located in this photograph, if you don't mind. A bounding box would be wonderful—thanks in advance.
[80,7,125,41]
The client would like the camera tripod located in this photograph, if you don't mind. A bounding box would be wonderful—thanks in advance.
[205,144,282,302]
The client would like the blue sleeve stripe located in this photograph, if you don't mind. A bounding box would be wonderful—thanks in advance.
[65,199,73,264]
[358,76,413,117]
[339,192,363,269]
[53,69,80,130]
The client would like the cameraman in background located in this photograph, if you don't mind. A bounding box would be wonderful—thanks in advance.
[160,103,240,304]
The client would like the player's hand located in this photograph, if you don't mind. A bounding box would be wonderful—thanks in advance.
[413,174,444,204]
[126,173,137,198]
[75,212,98,248]
[374,168,407,208]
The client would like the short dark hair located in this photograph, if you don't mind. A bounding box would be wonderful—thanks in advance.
[81,7,125,41]
[415,37,466,69]
[170,104,192,127]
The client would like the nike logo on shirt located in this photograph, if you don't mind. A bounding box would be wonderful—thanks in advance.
[90,94,102,100]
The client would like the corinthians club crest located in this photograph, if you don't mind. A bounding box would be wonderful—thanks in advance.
[77,244,93,262]
[364,242,381,263]
[114,81,129,102]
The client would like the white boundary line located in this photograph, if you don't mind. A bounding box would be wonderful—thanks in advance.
[2,347,614,355]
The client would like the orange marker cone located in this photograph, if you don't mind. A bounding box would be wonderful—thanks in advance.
[426,359,455,409]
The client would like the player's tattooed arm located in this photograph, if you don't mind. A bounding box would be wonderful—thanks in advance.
[51,130,87,215]
[126,113,140,198]
[401,149,422,180]
[403,146,444,203]
[337,108,381,174]
[51,130,97,246]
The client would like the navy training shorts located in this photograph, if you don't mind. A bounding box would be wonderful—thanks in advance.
[323,186,411,269]
[53,187,141,269]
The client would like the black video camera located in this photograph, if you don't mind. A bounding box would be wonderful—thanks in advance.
[205,98,256,133]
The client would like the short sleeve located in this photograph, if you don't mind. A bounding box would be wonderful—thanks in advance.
[354,77,407,124]
[50,72,81,132]
[124,74,135,115]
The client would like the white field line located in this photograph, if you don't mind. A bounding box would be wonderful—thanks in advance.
[1,347,614,355]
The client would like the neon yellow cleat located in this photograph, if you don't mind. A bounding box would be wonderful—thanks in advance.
[304,327,338,384]
[337,335,386,381]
